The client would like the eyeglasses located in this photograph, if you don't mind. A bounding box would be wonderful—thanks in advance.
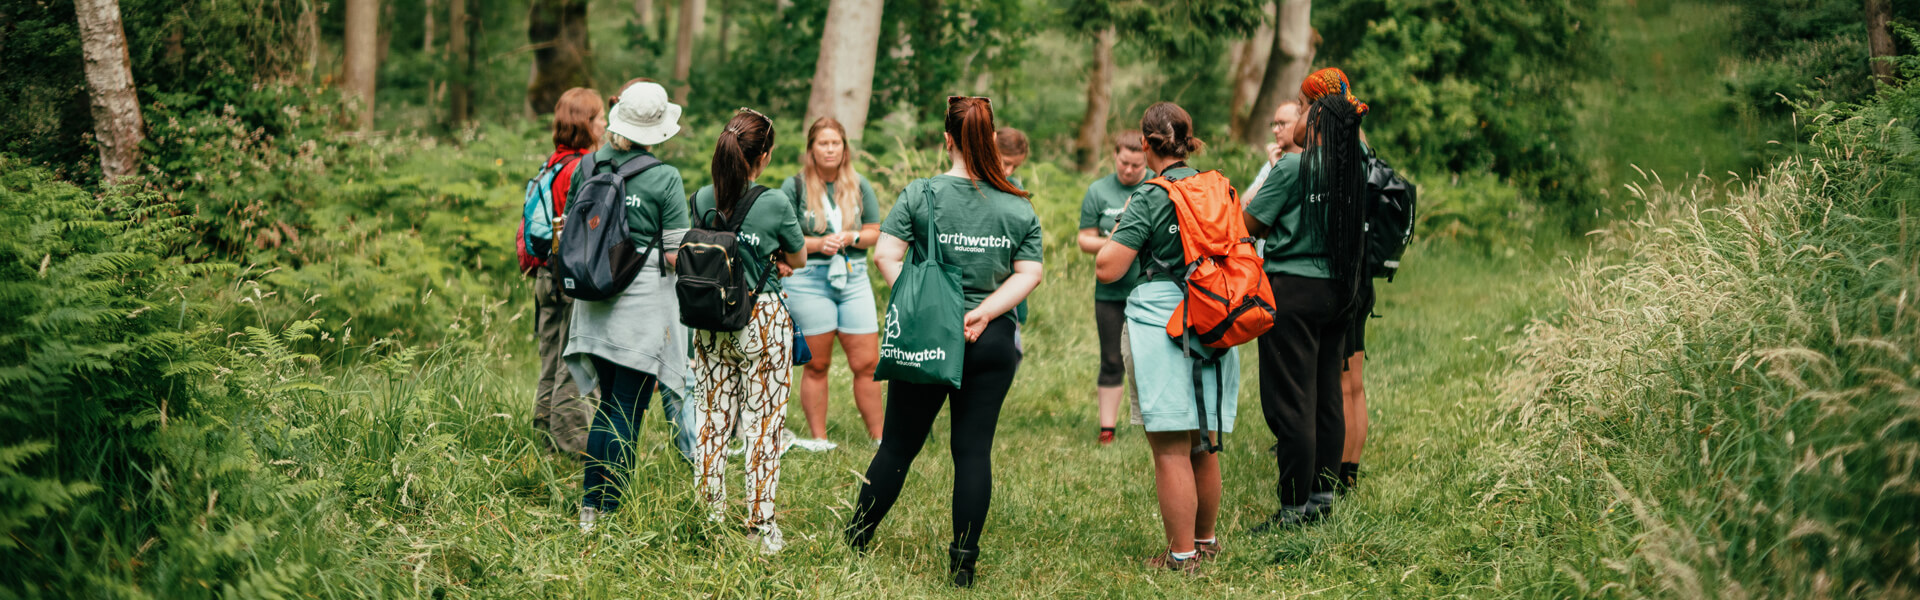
[736,107,771,126]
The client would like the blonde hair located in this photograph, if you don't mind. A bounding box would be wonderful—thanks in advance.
[800,117,864,232]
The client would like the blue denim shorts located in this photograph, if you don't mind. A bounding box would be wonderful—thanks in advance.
[784,256,880,337]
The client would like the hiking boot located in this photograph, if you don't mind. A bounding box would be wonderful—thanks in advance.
[949,543,980,587]
[1247,506,1320,534]
[1098,427,1116,446]
[1144,551,1203,575]
[792,437,838,452]
[1194,539,1222,561]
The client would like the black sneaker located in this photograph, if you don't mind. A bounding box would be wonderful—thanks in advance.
[1247,506,1320,534]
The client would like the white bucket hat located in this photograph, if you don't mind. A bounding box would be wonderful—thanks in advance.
[607,82,683,146]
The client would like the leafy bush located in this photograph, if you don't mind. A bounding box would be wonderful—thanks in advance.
[1502,50,1918,595]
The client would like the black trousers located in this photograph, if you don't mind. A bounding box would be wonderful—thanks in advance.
[849,317,1022,551]
[1257,275,1351,507]
[1093,300,1127,387]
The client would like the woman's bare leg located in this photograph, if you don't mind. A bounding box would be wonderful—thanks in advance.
[839,331,884,440]
[799,332,837,439]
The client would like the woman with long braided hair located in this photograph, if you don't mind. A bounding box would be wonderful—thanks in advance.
[1241,67,1370,531]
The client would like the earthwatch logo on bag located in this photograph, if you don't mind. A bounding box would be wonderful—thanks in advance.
[880,318,946,365]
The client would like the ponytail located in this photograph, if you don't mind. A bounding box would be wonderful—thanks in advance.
[711,109,777,217]
[944,97,1029,199]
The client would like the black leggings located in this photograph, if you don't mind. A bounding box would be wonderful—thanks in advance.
[1093,300,1127,387]
[1257,275,1351,507]
[849,317,1022,551]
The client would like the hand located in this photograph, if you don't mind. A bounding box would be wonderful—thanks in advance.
[819,233,844,255]
[962,310,990,343]
[777,262,794,278]
[1265,142,1283,163]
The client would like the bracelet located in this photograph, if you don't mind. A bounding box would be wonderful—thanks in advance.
[850,231,861,245]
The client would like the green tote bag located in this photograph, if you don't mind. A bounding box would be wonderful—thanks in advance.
[875,181,968,388]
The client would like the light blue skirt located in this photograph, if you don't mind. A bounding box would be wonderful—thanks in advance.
[1125,281,1239,433]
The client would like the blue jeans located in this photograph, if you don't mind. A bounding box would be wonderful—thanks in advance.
[582,356,694,511]
[784,257,880,336]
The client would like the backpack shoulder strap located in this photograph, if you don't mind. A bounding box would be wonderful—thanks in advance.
[723,185,770,232]
[614,154,664,179]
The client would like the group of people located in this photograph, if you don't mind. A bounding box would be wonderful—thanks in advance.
[517,67,1382,586]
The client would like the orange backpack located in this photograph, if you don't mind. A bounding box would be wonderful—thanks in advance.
[1145,170,1276,351]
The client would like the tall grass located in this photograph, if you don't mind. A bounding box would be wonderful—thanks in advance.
[1503,93,1918,595]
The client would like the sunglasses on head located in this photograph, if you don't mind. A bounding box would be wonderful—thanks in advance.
[736,107,772,126]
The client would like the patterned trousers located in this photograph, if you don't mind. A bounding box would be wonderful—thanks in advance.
[691,296,792,533]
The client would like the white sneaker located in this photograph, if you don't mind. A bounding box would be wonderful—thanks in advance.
[792,437,839,452]
[578,507,599,533]
[750,524,786,555]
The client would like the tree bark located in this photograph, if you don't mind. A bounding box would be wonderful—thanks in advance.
[717,0,732,65]
[424,0,437,54]
[74,0,145,180]
[671,0,706,103]
[342,0,381,133]
[1243,0,1312,147]
[528,0,594,115]
[1228,17,1273,140]
[805,0,886,146]
[1074,27,1115,173]
[1867,0,1895,86]
[635,0,654,29]
[298,0,321,82]
[449,0,472,126]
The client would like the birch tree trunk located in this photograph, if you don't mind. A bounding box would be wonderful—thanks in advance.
[1867,0,1895,86]
[1227,17,1273,141]
[671,0,706,103]
[1243,0,1311,147]
[342,0,381,133]
[804,0,885,145]
[75,0,145,179]
[1074,27,1115,173]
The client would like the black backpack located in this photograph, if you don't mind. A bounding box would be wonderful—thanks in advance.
[676,185,773,332]
[553,154,666,301]
[1363,152,1416,281]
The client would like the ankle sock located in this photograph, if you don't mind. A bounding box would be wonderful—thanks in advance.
[1194,537,1217,545]
[1340,462,1360,488]
[1169,549,1197,561]
[1100,426,1116,433]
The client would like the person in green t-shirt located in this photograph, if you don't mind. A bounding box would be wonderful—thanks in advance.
[778,117,886,453]
[1075,129,1156,446]
[1239,67,1373,534]
[995,126,1029,190]
[1095,101,1238,575]
[848,96,1043,589]
[687,108,807,557]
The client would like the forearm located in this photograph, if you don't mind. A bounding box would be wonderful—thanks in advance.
[1076,229,1107,254]
[972,266,1043,321]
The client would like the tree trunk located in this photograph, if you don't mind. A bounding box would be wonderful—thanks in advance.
[449,0,472,126]
[1227,17,1273,140]
[1243,0,1311,147]
[424,0,437,54]
[1074,27,1115,173]
[342,0,380,133]
[74,0,145,180]
[805,0,886,146]
[671,0,706,103]
[717,0,732,65]
[298,0,321,82]
[528,0,594,115]
[1867,0,1895,86]
[635,0,654,29]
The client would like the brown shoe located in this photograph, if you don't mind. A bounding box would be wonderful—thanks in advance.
[1194,539,1222,561]
[1144,551,1203,575]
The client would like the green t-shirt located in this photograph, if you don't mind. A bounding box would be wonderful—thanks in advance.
[1243,152,1331,279]
[779,174,883,260]
[569,147,690,246]
[880,175,1045,320]
[1109,166,1199,283]
[690,185,807,295]
[1078,170,1156,301]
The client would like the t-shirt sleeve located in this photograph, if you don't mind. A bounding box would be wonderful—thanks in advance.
[1108,187,1157,251]
[658,169,691,230]
[1015,215,1044,264]
[1245,156,1297,227]
[771,190,806,254]
[858,177,882,225]
[1077,183,1102,230]
[880,182,919,243]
